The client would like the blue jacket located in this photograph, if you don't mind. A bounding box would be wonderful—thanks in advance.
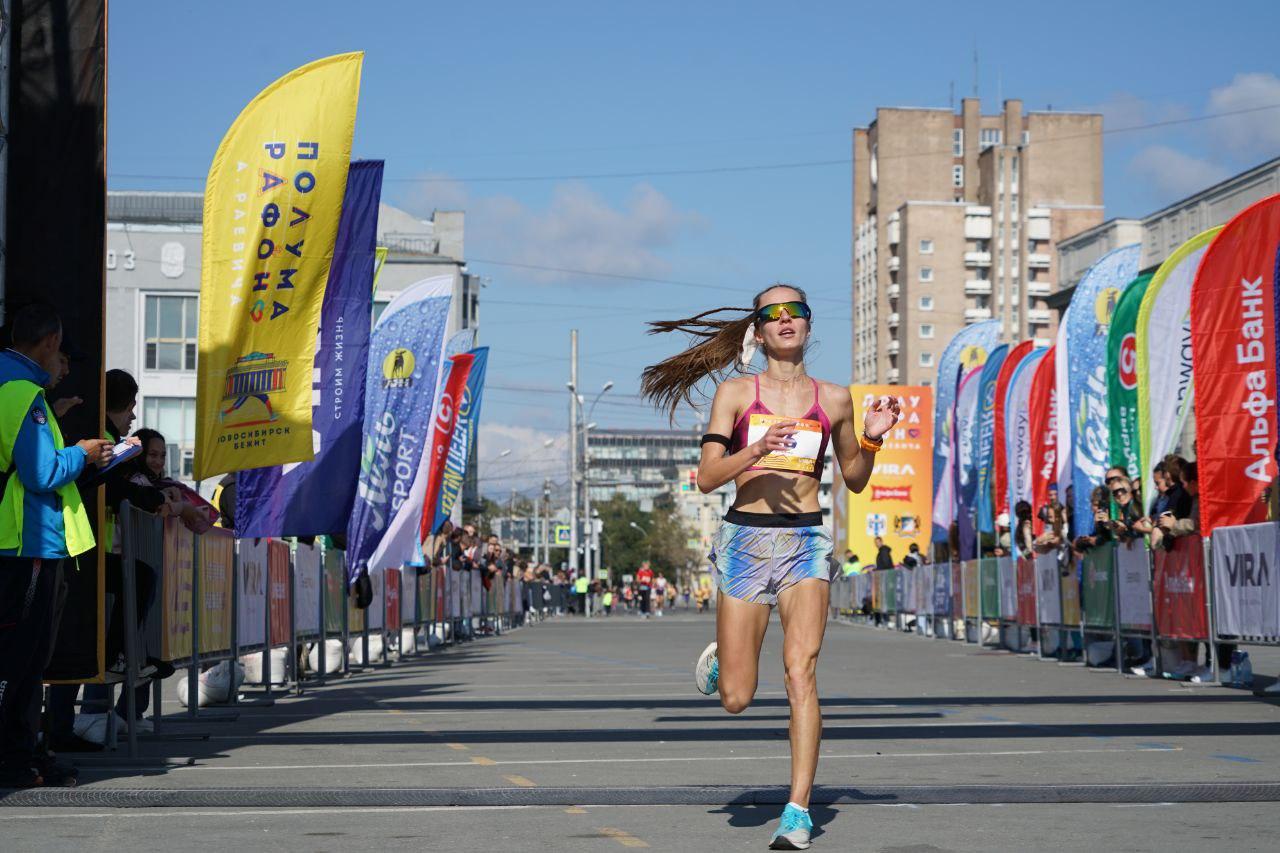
[0,350,87,559]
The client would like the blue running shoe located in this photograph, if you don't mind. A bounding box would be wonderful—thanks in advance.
[769,803,812,850]
[695,641,719,695]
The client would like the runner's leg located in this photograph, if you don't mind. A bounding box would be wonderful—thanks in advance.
[715,591,770,713]
[776,577,829,807]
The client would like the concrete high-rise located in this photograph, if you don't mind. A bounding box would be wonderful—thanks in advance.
[852,98,1104,385]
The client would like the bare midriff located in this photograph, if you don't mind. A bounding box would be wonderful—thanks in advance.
[731,469,822,514]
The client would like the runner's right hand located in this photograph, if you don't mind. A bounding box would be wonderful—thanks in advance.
[752,421,797,457]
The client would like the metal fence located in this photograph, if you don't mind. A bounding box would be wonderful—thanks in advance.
[830,521,1280,687]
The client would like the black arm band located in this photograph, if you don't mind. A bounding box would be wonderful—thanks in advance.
[700,433,731,448]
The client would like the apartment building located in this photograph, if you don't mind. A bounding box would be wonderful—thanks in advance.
[852,98,1105,385]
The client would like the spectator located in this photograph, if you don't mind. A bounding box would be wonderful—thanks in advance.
[992,513,1012,557]
[0,304,111,787]
[1013,501,1035,559]
[874,537,893,571]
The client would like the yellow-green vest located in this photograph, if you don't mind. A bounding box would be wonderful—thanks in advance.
[0,380,94,557]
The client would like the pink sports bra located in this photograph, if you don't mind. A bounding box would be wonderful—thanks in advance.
[729,375,832,480]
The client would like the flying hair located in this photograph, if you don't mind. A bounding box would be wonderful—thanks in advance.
[640,284,809,421]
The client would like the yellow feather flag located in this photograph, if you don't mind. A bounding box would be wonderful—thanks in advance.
[195,52,363,481]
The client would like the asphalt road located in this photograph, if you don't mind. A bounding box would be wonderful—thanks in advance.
[4,610,1279,851]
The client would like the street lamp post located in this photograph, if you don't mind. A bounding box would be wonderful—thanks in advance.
[568,378,612,617]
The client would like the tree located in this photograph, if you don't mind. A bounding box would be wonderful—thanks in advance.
[595,494,698,580]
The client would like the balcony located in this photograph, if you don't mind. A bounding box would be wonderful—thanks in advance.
[886,211,900,245]
[964,308,993,324]
[1026,280,1052,298]
[886,283,900,300]
[1027,309,1053,325]
[1027,216,1051,241]
[886,312,901,328]
[886,340,900,356]
[965,205,992,216]
[1027,253,1052,268]
[887,256,900,273]
[964,215,993,239]
[964,279,993,296]
[964,251,992,267]
[886,368,900,383]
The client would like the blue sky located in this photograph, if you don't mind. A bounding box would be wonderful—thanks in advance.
[108,1,1280,495]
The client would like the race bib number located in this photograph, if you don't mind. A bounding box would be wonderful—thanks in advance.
[746,414,822,473]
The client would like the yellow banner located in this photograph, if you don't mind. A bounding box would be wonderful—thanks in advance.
[195,52,363,479]
[839,384,934,566]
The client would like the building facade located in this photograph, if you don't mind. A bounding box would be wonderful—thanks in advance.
[852,98,1104,385]
[104,190,478,496]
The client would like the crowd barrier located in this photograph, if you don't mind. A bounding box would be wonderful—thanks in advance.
[108,501,550,759]
[832,521,1280,686]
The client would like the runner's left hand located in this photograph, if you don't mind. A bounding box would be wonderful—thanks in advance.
[863,395,901,440]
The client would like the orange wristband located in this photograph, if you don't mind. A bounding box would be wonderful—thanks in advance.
[860,434,883,453]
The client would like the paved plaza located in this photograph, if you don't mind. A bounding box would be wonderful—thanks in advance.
[3,612,1279,850]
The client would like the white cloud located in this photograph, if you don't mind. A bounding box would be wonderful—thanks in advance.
[1207,72,1280,159]
[1093,92,1190,131]
[477,421,567,498]
[398,178,706,285]
[1129,144,1231,200]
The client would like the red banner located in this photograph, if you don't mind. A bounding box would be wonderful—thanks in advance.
[1016,556,1037,626]
[1153,534,1208,639]
[268,539,291,646]
[385,567,402,629]
[1190,194,1280,535]
[419,353,475,543]
[993,341,1035,520]
[1027,346,1058,536]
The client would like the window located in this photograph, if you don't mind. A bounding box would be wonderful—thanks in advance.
[919,323,935,339]
[919,238,934,254]
[1011,155,1019,185]
[144,295,198,371]
[141,397,196,479]
[952,129,963,157]
[918,352,934,368]
[980,128,1002,148]
[918,296,934,311]
[952,165,964,187]
[1021,130,1030,146]
[919,267,934,282]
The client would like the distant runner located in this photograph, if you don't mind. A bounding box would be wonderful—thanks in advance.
[636,562,654,619]
[643,284,899,850]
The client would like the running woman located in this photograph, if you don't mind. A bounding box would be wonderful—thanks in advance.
[642,284,899,850]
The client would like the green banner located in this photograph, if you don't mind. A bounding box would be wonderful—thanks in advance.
[1082,545,1115,629]
[1107,273,1153,475]
[980,556,1000,619]
[885,569,898,613]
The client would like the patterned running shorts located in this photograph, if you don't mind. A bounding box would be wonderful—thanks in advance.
[708,509,835,606]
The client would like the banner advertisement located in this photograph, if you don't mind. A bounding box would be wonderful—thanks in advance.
[919,565,934,616]
[980,556,999,619]
[237,538,268,648]
[1153,534,1208,639]
[324,548,345,634]
[236,160,384,537]
[1061,566,1082,626]
[199,529,234,654]
[1005,348,1047,519]
[417,352,477,541]
[1191,197,1280,535]
[403,566,418,626]
[841,385,932,563]
[932,320,999,541]
[998,555,1017,620]
[897,567,912,615]
[449,566,463,619]
[367,569,385,631]
[470,570,484,617]
[294,541,322,636]
[436,565,448,623]
[429,347,490,536]
[347,586,366,633]
[161,518,194,661]
[951,562,963,619]
[1106,273,1153,476]
[1067,244,1142,537]
[993,341,1035,521]
[1082,545,1115,629]
[1035,552,1062,626]
[962,560,979,618]
[268,540,291,646]
[1016,556,1037,626]
[1137,227,1221,510]
[347,275,454,581]
[417,569,434,623]
[1116,541,1153,631]
[1027,347,1058,536]
[1211,522,1280,638]
[954,366,984,558]
[195,52,364,479]
[932,562,951,616]
[385,568,402,632]
[974,344,1009,534]
[1054,305,1074,494]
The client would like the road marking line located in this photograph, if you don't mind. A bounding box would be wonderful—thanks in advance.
[446,743,469,751]
[565,806,587,814]
[93,746,1178,773]
[0,806,542,821]
[503,774,537,787]
[600,827,649,848]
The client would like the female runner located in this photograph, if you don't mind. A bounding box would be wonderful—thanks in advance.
[642,284,899,850]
